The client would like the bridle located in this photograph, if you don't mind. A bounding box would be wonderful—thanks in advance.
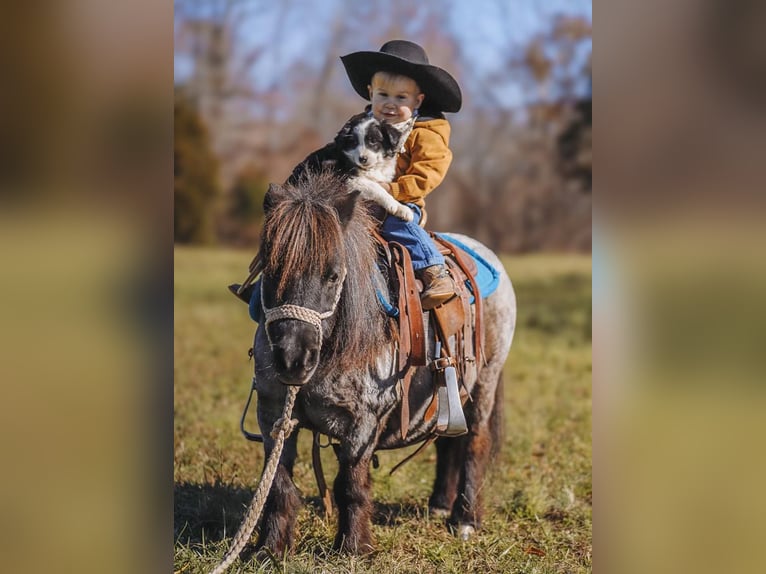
[239,267,347,443]
[260,267,348,344]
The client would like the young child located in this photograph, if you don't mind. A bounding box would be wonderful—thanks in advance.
[341,40,462,309]
[230,41,462,312]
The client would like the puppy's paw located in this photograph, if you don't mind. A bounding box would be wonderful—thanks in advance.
[345,176,363,191]
[393,204,414,222]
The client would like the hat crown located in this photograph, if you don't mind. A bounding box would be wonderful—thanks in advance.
[341,40,461,113]
[379,40,429,65]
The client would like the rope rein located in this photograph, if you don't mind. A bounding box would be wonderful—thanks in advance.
[209,384,300,574]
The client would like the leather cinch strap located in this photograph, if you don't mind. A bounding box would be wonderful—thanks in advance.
[389,241,426,367]
[387,240,426,440]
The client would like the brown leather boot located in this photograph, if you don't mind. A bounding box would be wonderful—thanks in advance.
[419,264,455,310]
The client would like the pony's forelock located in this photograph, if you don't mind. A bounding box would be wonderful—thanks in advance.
[263,190,344,298]
[259,170,391,367]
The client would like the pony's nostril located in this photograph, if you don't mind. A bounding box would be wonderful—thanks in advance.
[294,349,317,373]
[273,348,288,371]
[274,345,318,376]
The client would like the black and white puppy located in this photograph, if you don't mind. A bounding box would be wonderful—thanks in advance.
[287,112,414,222]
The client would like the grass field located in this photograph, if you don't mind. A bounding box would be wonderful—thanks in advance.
[174,246,592,573]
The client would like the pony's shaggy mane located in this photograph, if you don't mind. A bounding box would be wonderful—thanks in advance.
[258,170,393,370]
[262,172,345,299]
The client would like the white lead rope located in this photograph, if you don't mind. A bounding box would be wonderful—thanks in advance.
[211,269,347,572]
[209,385,300,574]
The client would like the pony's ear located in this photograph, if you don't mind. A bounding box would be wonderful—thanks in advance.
[334,189,360,227]
[263,183,286,214]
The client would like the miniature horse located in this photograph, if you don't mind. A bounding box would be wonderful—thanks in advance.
[250,170,515,553]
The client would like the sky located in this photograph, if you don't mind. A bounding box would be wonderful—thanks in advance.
[174,0,592,107]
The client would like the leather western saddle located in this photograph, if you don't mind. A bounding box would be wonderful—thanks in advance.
[373,230,485,440]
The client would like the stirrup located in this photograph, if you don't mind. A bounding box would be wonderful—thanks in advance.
[434,357,468,436]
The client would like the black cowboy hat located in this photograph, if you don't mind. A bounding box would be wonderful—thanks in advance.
[341,40,462,114]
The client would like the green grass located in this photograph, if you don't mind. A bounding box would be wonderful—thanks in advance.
[174,247,592,573]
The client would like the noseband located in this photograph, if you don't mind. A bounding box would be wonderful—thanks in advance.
[261,267,347,343]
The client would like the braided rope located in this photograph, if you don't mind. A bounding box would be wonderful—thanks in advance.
[212,269,347,572]
[209,385,300,574]
[264,304,325,333]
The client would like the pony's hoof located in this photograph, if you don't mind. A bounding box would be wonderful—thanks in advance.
[457,524,475,541]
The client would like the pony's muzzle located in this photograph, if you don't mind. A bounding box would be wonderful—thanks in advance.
[268,320,321,385]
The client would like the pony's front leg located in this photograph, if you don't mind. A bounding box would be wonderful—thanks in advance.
[333,451,374,553]
[255,433,301,554]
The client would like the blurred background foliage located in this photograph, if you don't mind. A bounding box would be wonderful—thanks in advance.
[174,91,220,244]
[173,0,592,251]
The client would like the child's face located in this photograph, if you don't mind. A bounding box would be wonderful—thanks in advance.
[368,73,425,124]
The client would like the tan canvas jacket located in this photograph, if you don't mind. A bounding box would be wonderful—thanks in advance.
[389,118,452,217]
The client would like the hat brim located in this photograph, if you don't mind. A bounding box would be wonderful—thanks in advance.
[341,51,462,113]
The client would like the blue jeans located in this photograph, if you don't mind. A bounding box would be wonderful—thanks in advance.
[380,204,445,271]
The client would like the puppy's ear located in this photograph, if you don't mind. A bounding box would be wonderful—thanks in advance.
[263,183,286,214]
[349,111,369,123]
[381,123,403,152]
[335,112,367,138]
[334,189,361,228]
[334,113,359,145]
[334,126,348,143]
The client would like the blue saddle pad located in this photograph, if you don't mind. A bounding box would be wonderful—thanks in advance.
[436,233,501,303]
